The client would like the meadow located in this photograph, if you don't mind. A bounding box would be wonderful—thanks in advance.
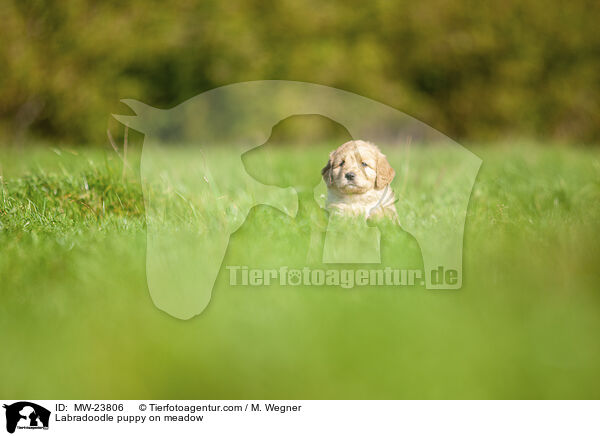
[1,142,599,398]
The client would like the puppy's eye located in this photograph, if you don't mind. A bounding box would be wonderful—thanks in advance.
[361,162,368,167]
[339,160,345,167]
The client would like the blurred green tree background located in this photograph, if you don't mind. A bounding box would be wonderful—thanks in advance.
[1,0,599,144]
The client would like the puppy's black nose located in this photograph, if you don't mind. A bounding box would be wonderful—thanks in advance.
[345,172,355,181]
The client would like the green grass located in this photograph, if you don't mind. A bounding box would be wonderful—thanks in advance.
[1,142,600,398]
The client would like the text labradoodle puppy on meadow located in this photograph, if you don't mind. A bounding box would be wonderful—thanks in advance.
[321,140,397,219]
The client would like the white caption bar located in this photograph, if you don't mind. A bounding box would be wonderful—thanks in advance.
[1,400,598,435]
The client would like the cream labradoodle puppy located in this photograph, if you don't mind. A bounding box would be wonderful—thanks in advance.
[321,140,397,219]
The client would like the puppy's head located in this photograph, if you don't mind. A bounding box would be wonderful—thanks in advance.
[321,140,395,194]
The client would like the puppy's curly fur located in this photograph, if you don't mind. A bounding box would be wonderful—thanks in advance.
[322,140,397,219]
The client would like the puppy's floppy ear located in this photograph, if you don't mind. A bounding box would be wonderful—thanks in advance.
[375,152,395,189]
[321,151,335,186]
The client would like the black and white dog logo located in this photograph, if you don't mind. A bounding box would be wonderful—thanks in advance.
[3,402,50,434]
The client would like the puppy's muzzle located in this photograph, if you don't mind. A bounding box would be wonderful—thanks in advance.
[345,172,355,181]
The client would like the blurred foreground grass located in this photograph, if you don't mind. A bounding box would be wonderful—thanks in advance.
[1,142,600,398]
